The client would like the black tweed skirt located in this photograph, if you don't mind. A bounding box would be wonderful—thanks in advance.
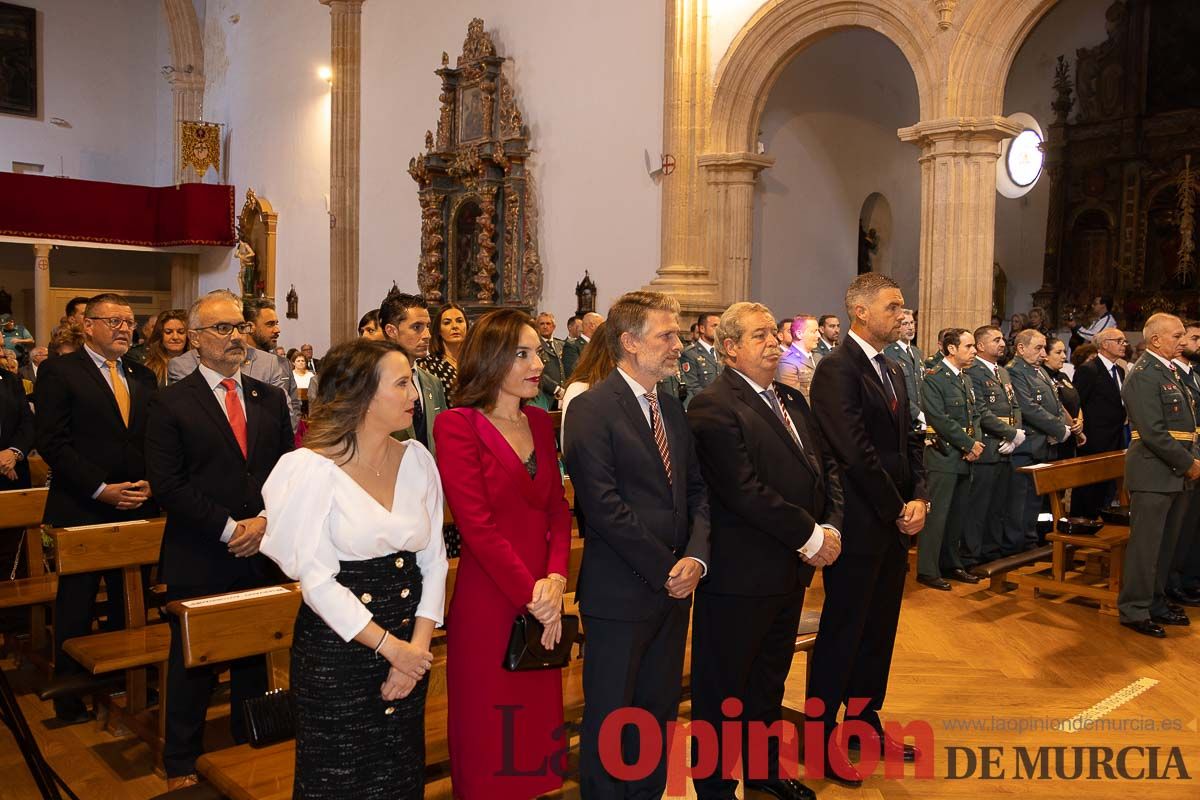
[291,551,428,800]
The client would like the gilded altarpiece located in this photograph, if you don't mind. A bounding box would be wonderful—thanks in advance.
[235,189,278,301]
[409,18,542,314]
[1036,0,1200,327]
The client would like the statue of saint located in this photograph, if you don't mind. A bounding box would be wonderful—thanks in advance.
[235,241,257,298]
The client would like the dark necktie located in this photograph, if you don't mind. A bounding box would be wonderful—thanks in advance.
[411,381,427,447]
[873,354,899,415]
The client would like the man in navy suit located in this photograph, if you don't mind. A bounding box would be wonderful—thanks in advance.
[35,293,159,722]
[564,290,710,800]
[808,274,928,786]
[146,290,294,788]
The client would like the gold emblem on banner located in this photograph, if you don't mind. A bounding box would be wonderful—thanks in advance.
[180,121,222,178]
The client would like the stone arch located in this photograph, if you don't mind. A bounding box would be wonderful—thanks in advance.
[947,0,1060,117]
[859,192,893,275]
[163,0,204,76]
[709,0,938,156]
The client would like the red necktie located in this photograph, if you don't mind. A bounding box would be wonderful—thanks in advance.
[220,378,248,458]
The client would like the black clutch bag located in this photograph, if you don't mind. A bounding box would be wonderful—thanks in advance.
[503,612,579,672]
[243,688,296,748]
[1057,517,1104,536]
[1100,507,1131,526]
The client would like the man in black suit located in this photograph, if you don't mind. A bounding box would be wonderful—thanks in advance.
[688,302,843,800]
[35,293,159,722]
[1073,327,1129,517]
[0,358,33,489]
[145,289,294,788]
[563,291,710,800]
[808,273,928,786]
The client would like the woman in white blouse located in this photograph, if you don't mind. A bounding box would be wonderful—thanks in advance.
[260,339,448,800]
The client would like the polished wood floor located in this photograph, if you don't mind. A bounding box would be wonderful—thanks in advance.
[4,569,1199,799]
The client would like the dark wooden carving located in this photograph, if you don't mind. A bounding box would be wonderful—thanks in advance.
[1035,0,1200,328]
[409,18,541,315]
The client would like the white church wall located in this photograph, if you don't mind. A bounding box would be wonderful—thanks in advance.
[0,0,162,185]
[359,0,666,327]
[753,29,921,322]
[996,0,1109,318]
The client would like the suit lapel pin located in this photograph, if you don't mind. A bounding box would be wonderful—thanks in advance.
[251,389,259,397]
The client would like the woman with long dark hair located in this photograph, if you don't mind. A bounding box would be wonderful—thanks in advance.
[418,302,468,398]
[434,308,572,799]
[142,309,189,387]
[260,339,448,799]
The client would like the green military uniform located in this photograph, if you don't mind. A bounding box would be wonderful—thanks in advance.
[679,340,721,408]
[391,365,447,458]
[963,359,1022,565]
[923,349,945,371]
[561,336,585,382]
[1168,361,1200,597]
[1118,352,1199,624]
[1005,358,1071,552]
[537,336,567,410]
[884,339,926,429]
[815,338,834,358]
[918,360,991,580]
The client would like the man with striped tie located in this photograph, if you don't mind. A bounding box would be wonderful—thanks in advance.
[564,290,710,800]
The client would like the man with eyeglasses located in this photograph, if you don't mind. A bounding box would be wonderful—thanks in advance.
[1073,327,1130,518]
[35,293,160,723]
[167,297,299,430]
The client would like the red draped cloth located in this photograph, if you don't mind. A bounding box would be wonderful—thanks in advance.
[0,173,235,247]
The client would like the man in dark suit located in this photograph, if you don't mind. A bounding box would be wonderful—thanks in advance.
[35,293,159,722]
[688,302,843,800]
[563,291,710,800]
[0,358,34,489]
[1073,327,1129,517]
[808,274,927,786]
[146,289,294,788]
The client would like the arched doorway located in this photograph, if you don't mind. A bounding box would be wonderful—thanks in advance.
[859,192,894,276]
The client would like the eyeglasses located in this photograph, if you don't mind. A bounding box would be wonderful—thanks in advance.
[194,321,255,337]
[88,317,137,331]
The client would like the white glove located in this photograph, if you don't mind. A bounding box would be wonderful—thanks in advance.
[1010,429,1026,448]
[998,440,1016,455]
[1062,425,1072,442]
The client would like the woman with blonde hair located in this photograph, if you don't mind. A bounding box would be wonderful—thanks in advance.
[142,309,189,387]
[260,339,448,799]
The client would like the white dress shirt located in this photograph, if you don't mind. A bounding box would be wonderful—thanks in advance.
[847,329,886,382]
[615,367,707,575]
[260,445,448,641]
[725,367,839,561]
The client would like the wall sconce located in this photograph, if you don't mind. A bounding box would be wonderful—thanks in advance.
[318,66,333,85]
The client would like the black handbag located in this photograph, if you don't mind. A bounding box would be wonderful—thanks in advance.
[243,688,296,748]
[503,612,579,672]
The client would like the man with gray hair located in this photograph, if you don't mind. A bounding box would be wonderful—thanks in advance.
[1118,313,1200,637]
[564,290,710,799]
[562,310,604,379]
[688,301,841,800]
[1072,326,1130,517]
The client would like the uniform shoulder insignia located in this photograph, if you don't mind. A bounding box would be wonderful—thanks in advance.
[682,361,690,373]
[924,367,939,376]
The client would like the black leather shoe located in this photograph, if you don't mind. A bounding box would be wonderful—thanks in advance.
[743,778,816,800]
[53,705,90,725]
[1167,587,1200,607]
[1121,619,1167,638]
[916,574,952,590]
[849,733,921,763]
[946,568,982,584]
[1152,609,1190,626]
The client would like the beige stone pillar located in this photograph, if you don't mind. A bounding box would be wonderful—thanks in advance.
[32,244,51,346]
[320,0,365,345]
[169,74,205,183]
[899,117,1023,355]
[170,254,200,310]
[646,0,721,312]
[696,152,774,306]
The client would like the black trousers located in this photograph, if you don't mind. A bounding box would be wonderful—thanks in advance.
[580,599,690,800]
[806,534,908,748]
[162,579,269,777]
[691,585,806,799]
[1004,453,1043,554]
[963,460,1011,565]
[1071,479,1115,519]
[52,569,128,715]
[1170,487,1200,592]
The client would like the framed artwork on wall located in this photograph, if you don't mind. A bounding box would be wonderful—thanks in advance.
[458,85,484,143]
[0,2,36,117]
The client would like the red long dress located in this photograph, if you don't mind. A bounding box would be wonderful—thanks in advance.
[434,406,573,800]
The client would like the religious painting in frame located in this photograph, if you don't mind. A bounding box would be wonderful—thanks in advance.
[0,2,37,117]
[458,84,485,143]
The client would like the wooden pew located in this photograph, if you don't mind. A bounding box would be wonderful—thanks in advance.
[1010,451,1129,614]
[53,518,169,754]
[191,537,585,800]
[0,487,54,663]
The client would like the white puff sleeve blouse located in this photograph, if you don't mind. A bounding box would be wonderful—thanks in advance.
[260,444,449,641]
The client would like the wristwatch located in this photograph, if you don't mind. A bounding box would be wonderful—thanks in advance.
[922,500,932,513]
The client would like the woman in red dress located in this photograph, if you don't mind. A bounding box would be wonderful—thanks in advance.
[434,309,573,800]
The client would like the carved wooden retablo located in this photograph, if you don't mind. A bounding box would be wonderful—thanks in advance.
[408,18,542,314]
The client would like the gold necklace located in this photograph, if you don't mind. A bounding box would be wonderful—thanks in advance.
[360,440,392,477]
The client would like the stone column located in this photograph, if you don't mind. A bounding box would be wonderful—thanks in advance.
[169,73,205,183]
[899,117,1023,355]
[170,254,200,310]
[697,152,774,306]
[645,0,722,313]
[32,244,51,346]
[320,0,365,345]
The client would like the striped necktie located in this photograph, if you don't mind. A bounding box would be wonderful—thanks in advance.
[645,390,673,485]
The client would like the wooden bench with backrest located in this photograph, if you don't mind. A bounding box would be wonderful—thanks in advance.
[0,488,55,659]
[1009,451,1130,614]
[190,537,586,800]
[46,518,170,751]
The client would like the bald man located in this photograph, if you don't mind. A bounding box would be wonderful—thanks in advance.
[562,311,603,380]
[1118,313,1200,638]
